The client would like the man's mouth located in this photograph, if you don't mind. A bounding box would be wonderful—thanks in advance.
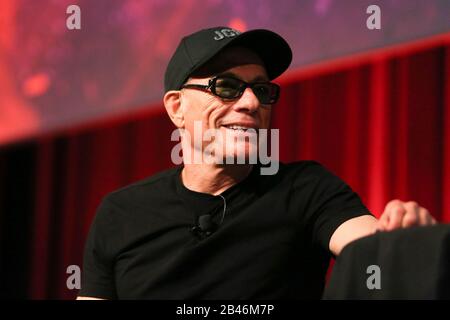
[219,121,259,133]
[221,125,253,132]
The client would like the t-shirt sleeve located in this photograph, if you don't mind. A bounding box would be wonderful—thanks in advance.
[296,161,373,252]
[78,196,120,299]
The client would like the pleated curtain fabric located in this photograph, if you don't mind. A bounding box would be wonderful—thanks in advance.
[0,42,448,299]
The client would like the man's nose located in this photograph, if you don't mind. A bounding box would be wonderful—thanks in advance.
[232,87,260,113]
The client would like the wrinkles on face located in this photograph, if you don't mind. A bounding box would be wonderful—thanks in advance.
[179,47,272,162]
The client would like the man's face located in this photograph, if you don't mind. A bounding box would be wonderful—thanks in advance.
[180,46,272,163]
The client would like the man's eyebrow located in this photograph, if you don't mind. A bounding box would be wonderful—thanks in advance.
[216,72,270,82]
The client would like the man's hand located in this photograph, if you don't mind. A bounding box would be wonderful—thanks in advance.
[330,200,438,256]
[376,199,437,231]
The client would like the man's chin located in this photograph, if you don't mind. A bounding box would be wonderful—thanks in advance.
[221,149,258,165]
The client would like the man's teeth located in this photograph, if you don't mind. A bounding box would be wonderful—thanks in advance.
[225,125,249,131]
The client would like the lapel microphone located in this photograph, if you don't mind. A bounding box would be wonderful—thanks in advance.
[191,195,227,239]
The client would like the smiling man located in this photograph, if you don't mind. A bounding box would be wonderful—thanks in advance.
[78,27,436,300]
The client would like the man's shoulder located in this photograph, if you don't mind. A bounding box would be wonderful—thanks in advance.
[253,160,329,191]
[274,160,339,187]
[103,166,181,207]
[280,160,327,176]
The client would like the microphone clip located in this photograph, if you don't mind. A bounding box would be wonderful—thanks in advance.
[190,214,217,239]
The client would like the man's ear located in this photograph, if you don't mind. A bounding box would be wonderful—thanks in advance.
[163,90,184,128]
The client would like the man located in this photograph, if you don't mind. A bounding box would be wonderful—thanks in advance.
[78,27,436,300]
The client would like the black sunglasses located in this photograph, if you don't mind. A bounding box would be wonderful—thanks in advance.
[181,76,280,105]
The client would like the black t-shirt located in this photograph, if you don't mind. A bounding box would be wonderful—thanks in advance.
[79,161,372,299]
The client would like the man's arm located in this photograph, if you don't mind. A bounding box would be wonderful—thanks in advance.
[329,214,377,256]
[76,296,106,300]
[329,200,437,256]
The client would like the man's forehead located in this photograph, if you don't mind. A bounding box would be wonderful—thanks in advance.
[190,46,267,78]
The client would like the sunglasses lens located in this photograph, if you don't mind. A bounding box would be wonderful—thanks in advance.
[213,77,280,104]
[214,77,243,99]
[252,84,279,104]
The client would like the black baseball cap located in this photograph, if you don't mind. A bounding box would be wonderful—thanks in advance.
[164,26,292,92]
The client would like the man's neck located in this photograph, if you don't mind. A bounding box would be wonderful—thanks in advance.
[181,163,253,196]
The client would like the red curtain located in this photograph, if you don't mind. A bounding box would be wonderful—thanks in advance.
[20,38,450,299]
